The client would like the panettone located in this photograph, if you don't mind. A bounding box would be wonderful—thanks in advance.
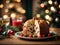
[22,18,49,37]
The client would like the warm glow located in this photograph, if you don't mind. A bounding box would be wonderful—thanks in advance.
[45,15,52,21]
[3,15,8,19]
[40,3,45,8]
[50,6,56,12]
[0,4,3,8]
[16,7,26,14]
[6,0,10,3]
[36,14,40,18]
[46,21,49,24]
[45,9,49,13]
[14,0,21,2]
[59,5,60,8]
[8,3,14,8]
[48,0,53,5]
[54,1,57,5]
[5,9,9,12]
[20,9,26,14]
[11,13,16,18]
[55,18,58,22]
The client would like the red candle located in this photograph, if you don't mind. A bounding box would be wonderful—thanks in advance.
[12,20,22,27]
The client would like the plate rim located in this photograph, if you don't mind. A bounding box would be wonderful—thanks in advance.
[15,31,57,39]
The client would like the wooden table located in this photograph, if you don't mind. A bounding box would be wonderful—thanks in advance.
[0,28,60,45]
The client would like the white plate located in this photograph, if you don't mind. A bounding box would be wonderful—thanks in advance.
[15,31,57,40]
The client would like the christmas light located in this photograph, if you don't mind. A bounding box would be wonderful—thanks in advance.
[3,15,8,19]
[6,0,10,3]
[46,21,49,24]
[59,4,60,8]
[20,9,26,14]
[48,0,53,5]
[54,1,57,5]
[16,7,26,14]
[55,18,59,22]
[45,15,52,21]
[0,4,3,8]
[5,9,9,12]
[40,3,45,8]
[50,6,56,12]
[14,0,21,2]
[45,9,49,13]
[36,14,40,18]
[11,13,16,18]
[8,3,14,8]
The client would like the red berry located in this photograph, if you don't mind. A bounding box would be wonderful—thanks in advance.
[42,34,45,37]
[48,33,51,37]
[29,35,33,38]
[20,33,24,36]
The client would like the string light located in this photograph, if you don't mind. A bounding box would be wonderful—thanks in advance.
[5,9,9,12]
[55,18,59,22]
[8,3,14,8]
[45,15,52,21]
[16,7,26,14]
[11,13,16,18]
[0,4,3,8]
[36,14,40,18]
[59,4,60,8]
[46,21,50,24]
[6,0,10,3]
[3,15,8,19]
[54,1,57,5]
[20,9,26,14]
[50,6,56,12]
[48,0,53,5]
[40,3,45,8]
[45,9,49,13]
[14,0,21,2]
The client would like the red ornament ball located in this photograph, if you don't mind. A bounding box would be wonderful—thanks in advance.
[7,30,15,35]
[58,11,60,14]
[0,28,2,32]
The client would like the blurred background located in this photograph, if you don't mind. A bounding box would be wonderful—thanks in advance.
[0,0,60,28]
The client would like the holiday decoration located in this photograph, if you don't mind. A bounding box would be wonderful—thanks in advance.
[33,0,60,27]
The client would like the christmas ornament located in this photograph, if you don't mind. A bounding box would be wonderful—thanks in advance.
[2,31,7,36]
[7,30,15,35]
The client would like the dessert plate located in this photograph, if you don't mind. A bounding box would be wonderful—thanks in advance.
[15,31,57,40]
